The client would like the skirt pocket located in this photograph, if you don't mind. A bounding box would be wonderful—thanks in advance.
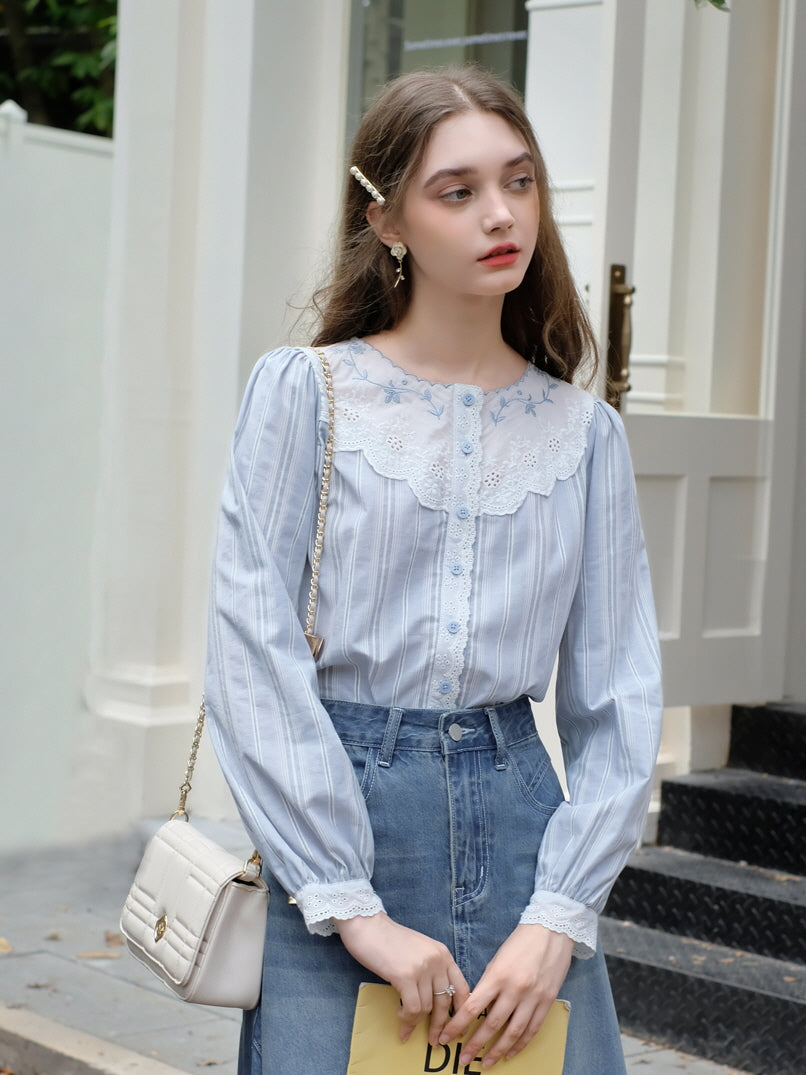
[506,732,565,815]
[339,740,381,802]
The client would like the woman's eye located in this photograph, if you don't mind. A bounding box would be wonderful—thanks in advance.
[441,187,472,203]
[510,175,536,191]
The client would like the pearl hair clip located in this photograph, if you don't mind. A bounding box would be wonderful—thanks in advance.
[349,165,386,206]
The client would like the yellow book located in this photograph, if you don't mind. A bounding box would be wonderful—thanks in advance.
[347,983,569,1074]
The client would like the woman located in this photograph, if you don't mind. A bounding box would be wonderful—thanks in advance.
[205,66,662,1074]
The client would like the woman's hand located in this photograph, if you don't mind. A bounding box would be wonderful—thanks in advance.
[438,923,574,1069]
[337,912,471,1045]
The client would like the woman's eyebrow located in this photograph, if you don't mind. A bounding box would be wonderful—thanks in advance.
[422,152,534,190]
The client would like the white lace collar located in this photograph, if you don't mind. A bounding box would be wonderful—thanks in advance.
[322,339,594,516]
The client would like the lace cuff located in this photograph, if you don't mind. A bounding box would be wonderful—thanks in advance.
[295,879,385,937]
[520,890,598,959]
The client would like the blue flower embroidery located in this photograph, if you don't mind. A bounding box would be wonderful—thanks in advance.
[344,356,445,419]
[489,375,557,426]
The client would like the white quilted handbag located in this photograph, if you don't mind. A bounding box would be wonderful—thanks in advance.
[120,809,268,1008]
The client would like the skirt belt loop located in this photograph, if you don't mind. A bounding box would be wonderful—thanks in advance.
[377,706,404,767]
[484,706,509,771]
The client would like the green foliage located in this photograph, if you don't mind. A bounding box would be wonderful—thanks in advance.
[1,0,116,135]
[693,0,730,11]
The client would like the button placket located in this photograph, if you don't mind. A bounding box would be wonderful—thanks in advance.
[432,385,482,705]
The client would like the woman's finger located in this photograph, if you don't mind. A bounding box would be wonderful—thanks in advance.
[461,990,556,1068]
[427,989,454,1045]
[428,970,472,1045]
[455,993,520,1066]
[397,964,470,1042]
[464,999,541,1068]
[396,980,428,1041]
[439,986,491,1046]
[502,1005,550,1061]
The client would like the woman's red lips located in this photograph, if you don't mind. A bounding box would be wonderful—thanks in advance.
[479,244,520,265]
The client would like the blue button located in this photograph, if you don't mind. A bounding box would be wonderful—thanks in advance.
[460,441,474,455]
[439,680,453,694]
[456,506,470,519]
[462,392,476,407]
[450,563,464,576]
[447,621,461,634]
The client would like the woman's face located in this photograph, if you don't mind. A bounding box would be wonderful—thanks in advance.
[393,109,540,303]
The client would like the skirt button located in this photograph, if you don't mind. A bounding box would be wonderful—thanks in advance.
[448,722,463,742]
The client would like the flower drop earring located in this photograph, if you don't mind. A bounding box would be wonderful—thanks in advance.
[390,241,407,288]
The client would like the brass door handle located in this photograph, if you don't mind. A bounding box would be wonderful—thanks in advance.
[606,264,635,411]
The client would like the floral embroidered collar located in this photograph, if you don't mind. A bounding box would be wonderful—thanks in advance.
[317,339,595,515]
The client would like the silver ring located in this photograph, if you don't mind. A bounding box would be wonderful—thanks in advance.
[433,984,456,997]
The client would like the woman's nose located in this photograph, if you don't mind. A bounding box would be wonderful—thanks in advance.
[483,190,515,231]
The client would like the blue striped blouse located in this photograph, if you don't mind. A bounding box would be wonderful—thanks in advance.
[205,338,663,957]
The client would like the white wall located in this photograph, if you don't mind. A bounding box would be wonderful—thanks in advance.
[0,105,112,849]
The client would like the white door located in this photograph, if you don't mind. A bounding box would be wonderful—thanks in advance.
[525,0,799,720]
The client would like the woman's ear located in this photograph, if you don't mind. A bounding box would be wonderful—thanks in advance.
[366,202,402,251]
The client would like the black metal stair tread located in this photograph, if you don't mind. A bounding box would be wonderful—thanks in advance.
[599,918,806,1001]
[662,767,806,805]
[620,845,806,904]
[607,846,806,962]
[657,768,805,873]
[730,703,806,780]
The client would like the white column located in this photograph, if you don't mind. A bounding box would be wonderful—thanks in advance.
[76,0,214,832]
[73,0,352,833]
[629,0,687,411]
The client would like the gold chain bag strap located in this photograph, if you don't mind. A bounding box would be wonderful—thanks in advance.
[119,348,336,1009]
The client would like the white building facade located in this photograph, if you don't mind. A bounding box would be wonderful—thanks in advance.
[1,0,804,852]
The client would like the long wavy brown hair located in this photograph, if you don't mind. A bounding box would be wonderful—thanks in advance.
[312,66,597,385]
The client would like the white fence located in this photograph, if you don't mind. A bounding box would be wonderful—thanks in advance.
[0,101,113,850]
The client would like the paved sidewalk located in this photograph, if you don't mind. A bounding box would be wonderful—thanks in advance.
[0,824,751,1075]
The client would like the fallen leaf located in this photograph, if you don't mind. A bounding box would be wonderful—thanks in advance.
[784,976,797,982]
[77,951,121,960]
[105,930,124,947]
[0,938,12,954]
[45,932,61,941]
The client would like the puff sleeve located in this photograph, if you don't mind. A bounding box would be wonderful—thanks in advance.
[520,399,663,956]
[204,348,384,934]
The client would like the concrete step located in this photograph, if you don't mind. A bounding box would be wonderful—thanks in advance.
[606,845,806,963]
[601,917,806,1075]
[0,1002,186,1075]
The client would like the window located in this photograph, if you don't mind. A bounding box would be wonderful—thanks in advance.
[347,0,528,140]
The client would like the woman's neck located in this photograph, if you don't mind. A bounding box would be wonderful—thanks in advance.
[367,292,527,391]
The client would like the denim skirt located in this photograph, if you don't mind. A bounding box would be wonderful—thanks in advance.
[239,697,626,1075]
